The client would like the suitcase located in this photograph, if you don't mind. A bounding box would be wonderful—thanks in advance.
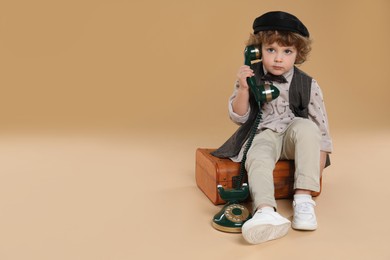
[195,148,321,205]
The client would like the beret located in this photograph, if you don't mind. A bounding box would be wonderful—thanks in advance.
[253,11,309,37]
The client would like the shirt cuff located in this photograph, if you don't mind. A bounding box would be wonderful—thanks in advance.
[228,99,250,124]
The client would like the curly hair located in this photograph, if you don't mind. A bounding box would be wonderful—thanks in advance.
[246,31,312,64]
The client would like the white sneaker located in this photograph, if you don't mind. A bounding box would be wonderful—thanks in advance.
[292,196,317,230]
[242,207,290,244]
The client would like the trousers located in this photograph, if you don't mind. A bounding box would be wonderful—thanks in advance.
[245,118,321,210]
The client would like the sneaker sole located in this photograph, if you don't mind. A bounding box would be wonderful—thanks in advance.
[242,222,290,244]
[292,222,317,231]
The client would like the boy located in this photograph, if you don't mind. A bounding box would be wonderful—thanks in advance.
[212,11,333,244]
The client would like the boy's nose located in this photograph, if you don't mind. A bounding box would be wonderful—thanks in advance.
[274,54,283,62]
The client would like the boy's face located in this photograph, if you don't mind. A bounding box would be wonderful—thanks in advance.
[261,42,297,75]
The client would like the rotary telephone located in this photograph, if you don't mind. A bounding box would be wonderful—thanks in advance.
[212,45,280,233]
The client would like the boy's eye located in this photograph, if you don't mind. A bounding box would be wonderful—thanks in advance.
[266,48,275,53]
[284,49,293,54]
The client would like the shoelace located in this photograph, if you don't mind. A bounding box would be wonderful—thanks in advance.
[294,200,316,213]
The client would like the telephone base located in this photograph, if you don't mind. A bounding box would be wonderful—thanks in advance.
[211,221,242,233]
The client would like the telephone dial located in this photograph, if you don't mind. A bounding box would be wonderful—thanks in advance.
[212,45,280,233]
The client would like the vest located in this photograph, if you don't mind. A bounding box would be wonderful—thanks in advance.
[211,62,332,166]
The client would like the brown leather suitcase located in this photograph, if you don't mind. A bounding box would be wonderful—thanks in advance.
[195,148,321,205]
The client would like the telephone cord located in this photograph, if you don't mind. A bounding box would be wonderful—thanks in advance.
[234,108,262,189]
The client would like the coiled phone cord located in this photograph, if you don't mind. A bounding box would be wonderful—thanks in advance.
[233,107,262,189]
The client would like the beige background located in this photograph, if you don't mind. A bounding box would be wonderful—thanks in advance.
[0,0,389,259]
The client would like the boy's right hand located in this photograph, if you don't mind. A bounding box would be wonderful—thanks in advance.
[237,65,254,90]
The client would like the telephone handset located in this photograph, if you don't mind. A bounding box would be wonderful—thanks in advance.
[212,45,280,233]
[244,45,280,107]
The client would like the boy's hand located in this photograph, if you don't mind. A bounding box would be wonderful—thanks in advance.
[232,65,252,115]
[237,65,255,90]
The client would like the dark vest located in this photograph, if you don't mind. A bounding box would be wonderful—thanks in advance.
[211,62,330,167]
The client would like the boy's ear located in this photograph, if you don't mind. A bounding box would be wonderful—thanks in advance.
[257,45,262,60]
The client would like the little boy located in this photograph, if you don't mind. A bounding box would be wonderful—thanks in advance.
[212,11,333,244]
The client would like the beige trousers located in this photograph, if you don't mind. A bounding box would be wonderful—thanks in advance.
[245,118,321,211]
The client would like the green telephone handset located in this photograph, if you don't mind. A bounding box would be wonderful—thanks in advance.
[244,45,280,107]
[212,45,280,233]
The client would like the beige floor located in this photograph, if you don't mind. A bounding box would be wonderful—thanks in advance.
[0,128,389,260]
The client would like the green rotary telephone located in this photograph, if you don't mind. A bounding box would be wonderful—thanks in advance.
[212,45,280,233]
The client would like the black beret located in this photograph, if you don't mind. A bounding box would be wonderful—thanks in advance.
[253,11,309,37]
